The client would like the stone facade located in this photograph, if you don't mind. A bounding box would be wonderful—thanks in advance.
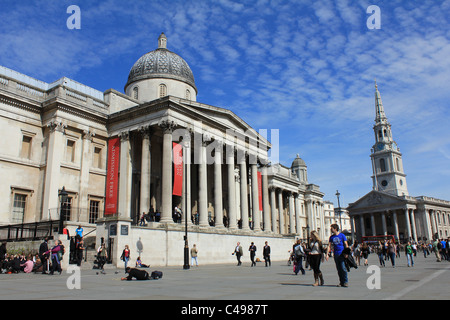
[0,34,327,266]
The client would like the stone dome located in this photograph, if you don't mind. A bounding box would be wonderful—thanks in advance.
[292,154,306,168]
[124,33,197,93]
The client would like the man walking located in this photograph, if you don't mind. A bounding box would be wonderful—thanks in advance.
[263,241,271,267]
[249,242,257,267]
[233,242,243,266]
[326,224,349,287]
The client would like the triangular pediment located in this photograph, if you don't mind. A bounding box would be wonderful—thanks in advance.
[174,98,270,147]
[348,190,406,211]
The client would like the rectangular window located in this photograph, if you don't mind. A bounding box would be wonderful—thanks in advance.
[12,194,26,223]
[20,136,32,159]
[66,140,75,162]
[93,147,102,169]
[89,200,100,224]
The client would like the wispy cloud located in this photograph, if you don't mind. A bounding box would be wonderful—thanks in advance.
[1,1,449,204]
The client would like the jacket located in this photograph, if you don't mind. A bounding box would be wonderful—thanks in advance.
[341,247,358,271]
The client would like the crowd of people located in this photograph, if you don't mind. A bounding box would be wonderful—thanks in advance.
[0,238,66,275]
[350,237,450,268]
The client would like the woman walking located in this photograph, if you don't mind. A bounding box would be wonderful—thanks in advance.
[362,242,370,266]
[44,240,62,275]
[121,245,130,272]
[388,240,396,267]
[309,231,324,286]
[376,241,385,267]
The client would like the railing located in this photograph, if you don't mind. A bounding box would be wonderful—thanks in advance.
[0,221,59,242]
[48,207,104,224]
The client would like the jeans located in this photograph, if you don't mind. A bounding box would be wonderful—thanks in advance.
[389,252,396,266]
[294,256,305,275]
[334,255,348,285]
[124,257,129,271]
[406,253,414,266]
[378,253,385,266]
[191,257,198,266]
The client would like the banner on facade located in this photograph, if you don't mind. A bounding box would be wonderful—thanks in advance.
[258,171,263,211]
[172,142,183,196]
[104,137,120,215]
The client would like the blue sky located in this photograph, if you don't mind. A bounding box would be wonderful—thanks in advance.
[1,0,450,207]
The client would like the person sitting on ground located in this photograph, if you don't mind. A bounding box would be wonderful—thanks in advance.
[135,257,149,268]
[20,255,34,274]
[121,267,150,281]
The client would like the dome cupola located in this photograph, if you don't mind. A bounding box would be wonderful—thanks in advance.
[124,33,197,102]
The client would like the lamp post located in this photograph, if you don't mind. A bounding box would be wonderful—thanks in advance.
[335,190,342,229]
[183,140,190,270]
[58,186,68,234]
[306,224,310,246]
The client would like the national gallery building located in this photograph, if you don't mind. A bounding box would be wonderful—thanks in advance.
[0,34,326,265]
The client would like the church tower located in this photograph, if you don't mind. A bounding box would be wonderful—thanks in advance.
[370,81,409,196]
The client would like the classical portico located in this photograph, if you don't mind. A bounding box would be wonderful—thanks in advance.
[0,33,327,266]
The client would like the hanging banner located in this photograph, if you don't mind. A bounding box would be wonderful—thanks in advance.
[258,171,263,211]
[172,142,183,196]
[104,137,120,215]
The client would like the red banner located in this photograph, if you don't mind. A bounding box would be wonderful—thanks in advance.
[172,142,183,196]
[104,137,120,215]
[258,171,263,211]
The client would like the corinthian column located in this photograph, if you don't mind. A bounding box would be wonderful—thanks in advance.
[261,164,271,232]
[214,141,224,228]
[227,145,237,229]
[159,120,176,223]
[198,137,209,227]
[250,163,261,232]
[139,126,152,216]
[239,152,249,231]
[118,130,132,219]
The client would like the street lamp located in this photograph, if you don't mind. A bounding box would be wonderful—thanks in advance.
[335,190,342,230]
[306,224,310,245]
[58,186,68,234]
[183,139,190,270]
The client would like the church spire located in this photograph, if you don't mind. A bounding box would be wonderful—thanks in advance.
[374,79,387,123]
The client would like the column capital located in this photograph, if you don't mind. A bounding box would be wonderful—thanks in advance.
[119,130,130,141]
[139,125,153,138]
[159,119,177,134]
[82,128,95,141]
[47,119,67,133]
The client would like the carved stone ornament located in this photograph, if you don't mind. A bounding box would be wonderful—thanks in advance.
[159,120,177,134]
[367,193,383,205]
[47,120,67,133]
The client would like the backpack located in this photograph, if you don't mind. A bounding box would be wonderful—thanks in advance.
[57,245,65,261]
[151,270,163,280]
[294,244,305,258]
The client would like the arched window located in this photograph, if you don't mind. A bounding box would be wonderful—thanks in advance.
[380,158,386,172]
[396,158,400,171]
[159,84,167,98]
[185,89,191,100]
[133,86,139,100]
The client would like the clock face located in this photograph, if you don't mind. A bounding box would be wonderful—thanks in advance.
[377,143,384,151]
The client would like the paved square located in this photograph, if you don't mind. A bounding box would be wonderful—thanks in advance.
[0,253,449,301]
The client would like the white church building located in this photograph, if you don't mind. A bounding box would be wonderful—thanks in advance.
[348,83,450,243]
